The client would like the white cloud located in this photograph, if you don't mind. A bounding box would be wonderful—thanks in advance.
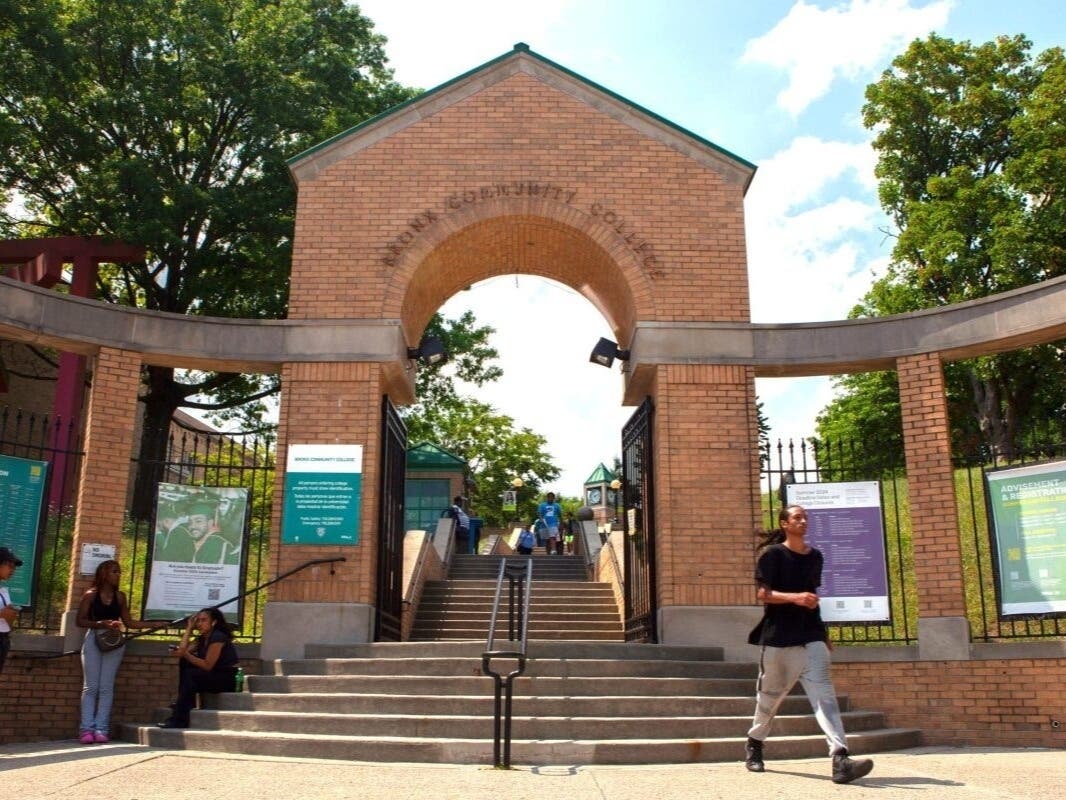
[355,0,575,89]
[440,276,631,498]
[743,0,955,115]
[744,133,891,443]
[746,136,883,323]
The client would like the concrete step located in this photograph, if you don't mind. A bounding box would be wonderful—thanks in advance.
[246,675,762,696]
[447,571,588,581]
[416,603,619,615]
[212,691,833,717]
[119,636,923,766]
[411,620,622,632]
[125,725,922,765]
[188,708,888,739]
[421,582,614,593]
[409,610,622,622]
[270,657,756,679]
[409,630,624,642]
[301,641,725,660]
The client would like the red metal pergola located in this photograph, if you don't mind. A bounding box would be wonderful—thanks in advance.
[0,236,145,505]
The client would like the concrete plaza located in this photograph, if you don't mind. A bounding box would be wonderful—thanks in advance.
[1,741,1060,800]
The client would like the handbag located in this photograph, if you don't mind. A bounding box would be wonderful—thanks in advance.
[94,627,126,652]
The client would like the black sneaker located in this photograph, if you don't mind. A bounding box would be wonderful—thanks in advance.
[832,749,873,783]
[745,737,765,772]
[156,717,189,729]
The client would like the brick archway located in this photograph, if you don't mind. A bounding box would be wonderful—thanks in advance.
[385,201,657,346]
[273,44,759,650]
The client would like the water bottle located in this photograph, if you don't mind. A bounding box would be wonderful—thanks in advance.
[234,666,245,692]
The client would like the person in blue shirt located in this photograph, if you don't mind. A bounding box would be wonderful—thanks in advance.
[537,492,563,554]
[516,524,536,555]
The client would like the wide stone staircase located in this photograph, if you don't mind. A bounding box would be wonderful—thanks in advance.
[124,553,923,763]
[411,553,623,641]
[126,640,920,763]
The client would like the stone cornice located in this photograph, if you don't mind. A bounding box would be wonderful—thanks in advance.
[0,277,407,373]
[625,275,1066,378]
[4,274,1064,384]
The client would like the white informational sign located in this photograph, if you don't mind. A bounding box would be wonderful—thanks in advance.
[282,444,364,545]
[787,481,891,623]
[80,543,117,576]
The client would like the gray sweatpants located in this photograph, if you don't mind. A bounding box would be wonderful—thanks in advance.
[747,640,848,755]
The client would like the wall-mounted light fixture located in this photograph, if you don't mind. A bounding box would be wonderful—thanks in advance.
[588,337,630,368]
[407,335,447,366]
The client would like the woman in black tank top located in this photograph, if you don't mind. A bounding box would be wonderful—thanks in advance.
[75,559,163,744]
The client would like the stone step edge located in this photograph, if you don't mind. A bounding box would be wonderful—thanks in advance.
[196,709,876,723]
[125,725,919,748]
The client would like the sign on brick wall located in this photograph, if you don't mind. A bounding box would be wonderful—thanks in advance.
[281,444,363,545]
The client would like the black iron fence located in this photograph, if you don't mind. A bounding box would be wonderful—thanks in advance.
[762,431,1066,645]
[761,437,914,645]
[954,437,1066,642]
[127,421,276,642]
[0,404,276,642]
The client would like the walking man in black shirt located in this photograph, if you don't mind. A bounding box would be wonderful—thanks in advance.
[745,504,874,784]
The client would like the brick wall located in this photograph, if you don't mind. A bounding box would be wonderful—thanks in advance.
[289,71,751,337]
[271,361,385,604]
[283,69,758,613]
[898,353,966,618]
[654,364,761,608]
[834,657,1066,747]
[0,643,261,744]
[65,347,142,607]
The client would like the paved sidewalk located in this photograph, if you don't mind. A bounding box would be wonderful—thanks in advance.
[1,741,1061,799]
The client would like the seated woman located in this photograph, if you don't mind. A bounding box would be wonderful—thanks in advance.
[158,607,239,729]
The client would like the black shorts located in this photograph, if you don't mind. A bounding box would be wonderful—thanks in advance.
[0,631,10,674]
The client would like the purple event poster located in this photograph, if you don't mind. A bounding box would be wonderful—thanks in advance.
[786,481,890,623]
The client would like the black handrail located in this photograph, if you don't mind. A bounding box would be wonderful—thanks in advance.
[481,556,532,769]
[15,556,347,666]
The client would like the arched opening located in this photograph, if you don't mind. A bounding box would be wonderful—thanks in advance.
[390,211,654,349]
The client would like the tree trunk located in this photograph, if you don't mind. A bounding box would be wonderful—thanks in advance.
[130,365,182,521]
[967,370,1016,460]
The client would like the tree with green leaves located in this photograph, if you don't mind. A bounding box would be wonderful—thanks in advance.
[819,33,1066,458]
[405,395,559,528]
[401,309,559,527]
[0,0,417,514]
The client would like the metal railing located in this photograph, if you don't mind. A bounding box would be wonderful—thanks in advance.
[481,557,532,769]
[14,557,345,666]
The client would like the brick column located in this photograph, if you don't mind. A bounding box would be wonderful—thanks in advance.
[652,363,764,656]
[261,361,385,659]
[61,347,142,647]
[897,352,970,659]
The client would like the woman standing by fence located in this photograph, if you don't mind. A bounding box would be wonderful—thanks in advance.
[76,559,162,744]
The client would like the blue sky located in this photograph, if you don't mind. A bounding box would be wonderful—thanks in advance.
[354,0,1064,497]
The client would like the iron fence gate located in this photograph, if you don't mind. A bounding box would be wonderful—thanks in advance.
[375,395,407,642]
[129,421,276,641]
[622,397,656,642]
[761,437,914,645]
